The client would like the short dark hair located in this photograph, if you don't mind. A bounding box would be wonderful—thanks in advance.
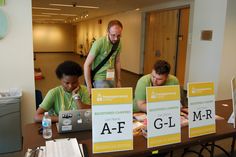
[55,61,83,79]
[107,20,123,31]
[153,60,171,75]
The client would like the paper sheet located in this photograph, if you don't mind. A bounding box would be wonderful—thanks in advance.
[46,138,83,157]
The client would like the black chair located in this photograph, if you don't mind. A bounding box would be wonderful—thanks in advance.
[35,90,43,110]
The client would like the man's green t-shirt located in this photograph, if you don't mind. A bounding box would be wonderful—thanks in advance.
[134,74,179,112]
[90,36,121,81]
[39,85,90,116]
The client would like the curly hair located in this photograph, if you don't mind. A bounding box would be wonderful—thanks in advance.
[55,61,83,79]
[153,60,171,75]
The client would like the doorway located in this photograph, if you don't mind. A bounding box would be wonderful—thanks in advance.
[143,7,190,86]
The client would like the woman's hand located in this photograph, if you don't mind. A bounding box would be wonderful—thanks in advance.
[72,85,80,96]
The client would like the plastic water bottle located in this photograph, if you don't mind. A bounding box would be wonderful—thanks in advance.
[42,112,52,139]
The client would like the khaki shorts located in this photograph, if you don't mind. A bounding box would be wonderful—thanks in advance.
[93,80,115,88]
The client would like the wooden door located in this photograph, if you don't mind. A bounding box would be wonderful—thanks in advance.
[144,9,179,75]
[176,8,189,86]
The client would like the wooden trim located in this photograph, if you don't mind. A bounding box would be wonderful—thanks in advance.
[121,68,143,76]
[147,5,190,14]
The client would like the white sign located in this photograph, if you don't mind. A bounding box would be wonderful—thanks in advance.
[188,82,215,138]
[228,77,236,127]
[92,88,133,153]
[146,86,181,148]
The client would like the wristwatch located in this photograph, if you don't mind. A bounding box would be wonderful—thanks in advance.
[73,94,80,101]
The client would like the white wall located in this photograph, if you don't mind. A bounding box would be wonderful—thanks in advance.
[76,10,142,74]
[217,0,236,100]
[0,0,35,125]
[184,0,227,99]
[33,23,75,52]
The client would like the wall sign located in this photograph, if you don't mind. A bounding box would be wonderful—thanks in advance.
[92,88,133,154]
[146,85,181,148]
[0,9,8,39]
[188,82,215,138]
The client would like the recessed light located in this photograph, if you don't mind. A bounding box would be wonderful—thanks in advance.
[76,5,99,9]
[50,3,99,9]
[33,15,51,17]
[60,14,77,16]
[32,7,61,11]
[42,13,59,15]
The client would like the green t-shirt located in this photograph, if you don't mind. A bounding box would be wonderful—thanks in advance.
[39,85,90,116]
[133,74,179,112]
[89,36,121,81]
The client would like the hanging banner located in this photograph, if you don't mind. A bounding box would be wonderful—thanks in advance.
[92,88,133,153]
[146,85,181,148]
[188,82,215,138]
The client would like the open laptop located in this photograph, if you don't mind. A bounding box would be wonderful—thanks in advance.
[57,109,92,133]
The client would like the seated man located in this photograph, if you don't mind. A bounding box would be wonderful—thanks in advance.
[34,61,90,123]
[134,60,179,112]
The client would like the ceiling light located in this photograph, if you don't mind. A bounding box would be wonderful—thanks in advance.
[42,13,59,15]
[33,18,51,21]
[50,4,72,7]
[76,5,99,9]
[32,7,61,11]
[50,3,99,9]
[60,14,77,16]
[33,15,51,17]
[51,19,65,21]
[135,8,140,11]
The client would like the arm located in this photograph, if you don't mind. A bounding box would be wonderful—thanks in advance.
[72,86,91,109]
[134,75,148,112]
[115,53,121,87]
[74,100,91,109]
[34,89,58,123]
[34,107,59,123]
[84,53,95,95]
[136,100,147,112]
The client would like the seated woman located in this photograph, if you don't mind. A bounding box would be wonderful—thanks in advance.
[34,61,90,123]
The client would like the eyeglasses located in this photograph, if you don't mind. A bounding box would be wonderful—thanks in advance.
[108,32,121,39]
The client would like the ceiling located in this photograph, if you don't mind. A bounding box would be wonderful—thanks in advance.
[32,0,174,23]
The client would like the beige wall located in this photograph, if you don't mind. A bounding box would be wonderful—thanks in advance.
[76,10,142,74]
[0,0,35,125]
[75,0,232,100]
[33,23,76,52]
[34,53,85,97]
[185,0,227,99]
[217,0,236,100]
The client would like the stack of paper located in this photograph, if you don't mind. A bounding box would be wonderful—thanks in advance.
[46,138,85,157]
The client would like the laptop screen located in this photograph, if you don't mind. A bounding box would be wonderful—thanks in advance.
[57,109,92,133]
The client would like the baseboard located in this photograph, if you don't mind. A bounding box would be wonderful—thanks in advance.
[121,68,143,76]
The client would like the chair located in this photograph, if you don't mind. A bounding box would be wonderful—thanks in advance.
[35,89,43,110]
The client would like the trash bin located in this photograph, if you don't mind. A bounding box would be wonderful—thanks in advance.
[0,88,22,154]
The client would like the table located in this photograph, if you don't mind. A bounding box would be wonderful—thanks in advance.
[22,100,236,157]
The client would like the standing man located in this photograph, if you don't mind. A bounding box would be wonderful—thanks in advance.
[134,60,179,112]
[84,20,123,95]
